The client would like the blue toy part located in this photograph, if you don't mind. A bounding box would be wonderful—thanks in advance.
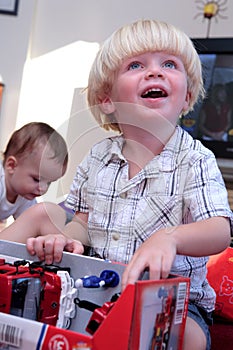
[75,270,120,289]
[99,270,120,288]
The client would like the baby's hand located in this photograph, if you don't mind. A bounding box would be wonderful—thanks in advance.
[121,228,177,291]
[26,234,84,264]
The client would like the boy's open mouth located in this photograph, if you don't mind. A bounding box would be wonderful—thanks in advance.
[141,88,167,98]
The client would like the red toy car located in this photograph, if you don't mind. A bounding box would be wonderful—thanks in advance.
[149,286,177,350]
[0,259,62,326]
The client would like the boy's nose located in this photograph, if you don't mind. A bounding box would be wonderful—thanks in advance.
[145,66,163,79]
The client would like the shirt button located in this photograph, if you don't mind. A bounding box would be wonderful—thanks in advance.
[119,192,127,199]
[112,233,120,241]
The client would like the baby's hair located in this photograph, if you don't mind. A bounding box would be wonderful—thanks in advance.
[3,122,68,169]
[87,19,205,132]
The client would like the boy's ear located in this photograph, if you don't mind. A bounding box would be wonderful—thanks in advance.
[99,96,116,114]
[182,91,191,113]
[4,156,18,174]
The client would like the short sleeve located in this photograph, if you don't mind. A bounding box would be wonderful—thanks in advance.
[184,151,233,234]
[65,155,90,213]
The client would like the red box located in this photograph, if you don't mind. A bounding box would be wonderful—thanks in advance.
[0,241,190,350]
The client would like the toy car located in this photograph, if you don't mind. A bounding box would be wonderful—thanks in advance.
[149,286,177,350]
[0,259,66,326]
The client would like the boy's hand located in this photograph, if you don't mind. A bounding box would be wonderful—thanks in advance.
[26,234,84,264]
[121,228,177,291]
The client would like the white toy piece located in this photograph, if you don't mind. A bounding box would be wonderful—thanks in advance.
[56,270,78,329]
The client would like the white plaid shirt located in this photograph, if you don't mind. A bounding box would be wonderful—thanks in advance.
[66,126,232,311]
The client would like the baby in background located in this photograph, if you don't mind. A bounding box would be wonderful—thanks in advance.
[0,121,68,224]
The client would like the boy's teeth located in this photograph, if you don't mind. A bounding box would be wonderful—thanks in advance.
[142,88,166,98]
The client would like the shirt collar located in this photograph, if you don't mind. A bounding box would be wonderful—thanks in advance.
[159,126,192,171]
[103,126,191,171]
[103,134,126,165]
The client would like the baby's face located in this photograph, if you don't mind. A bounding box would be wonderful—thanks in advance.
[7,143,65,201]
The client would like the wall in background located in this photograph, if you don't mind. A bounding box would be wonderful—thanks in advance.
[1,0,233,147]
[0,0,233,201]
[30,0,233,58]
[0,0,36,148]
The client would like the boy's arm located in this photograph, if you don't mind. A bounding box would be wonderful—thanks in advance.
[63,211,89,246]
[122,216,231,290]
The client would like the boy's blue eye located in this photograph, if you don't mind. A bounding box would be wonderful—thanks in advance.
[129,62,142,70]
[163,61,176,69]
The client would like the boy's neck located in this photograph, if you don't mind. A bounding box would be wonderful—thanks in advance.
[119,120,176,178]
[122,123,175,156]
[122,140,160,179]
[122,131,173,179]
[123,136,163,159]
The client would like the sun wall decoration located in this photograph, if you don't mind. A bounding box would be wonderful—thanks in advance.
[194,0,228,37]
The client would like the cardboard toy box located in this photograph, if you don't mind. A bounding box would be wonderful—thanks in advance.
[0,240,190,350]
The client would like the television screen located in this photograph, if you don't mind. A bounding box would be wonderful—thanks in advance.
[179,38,233,181]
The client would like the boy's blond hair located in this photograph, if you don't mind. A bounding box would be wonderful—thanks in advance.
[87,19,205,133]
[3,122,68,173]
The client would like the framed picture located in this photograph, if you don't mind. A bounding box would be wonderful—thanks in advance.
[0,0,19,16]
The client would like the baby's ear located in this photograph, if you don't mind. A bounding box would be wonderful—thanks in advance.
[99,96,116,114]
[4,156,17,173]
